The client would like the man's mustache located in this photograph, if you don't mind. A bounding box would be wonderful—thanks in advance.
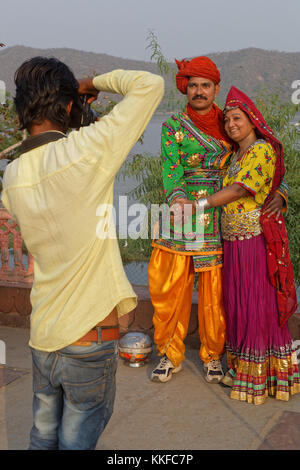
[193,95,207,100]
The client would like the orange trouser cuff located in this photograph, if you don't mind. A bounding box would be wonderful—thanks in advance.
[148,248,226,366]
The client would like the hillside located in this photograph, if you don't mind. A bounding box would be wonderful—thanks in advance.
[0,45,299,106]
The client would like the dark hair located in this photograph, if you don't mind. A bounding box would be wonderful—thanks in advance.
[14,56,78,131]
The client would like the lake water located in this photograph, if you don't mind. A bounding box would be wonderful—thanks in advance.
[113,113,170,285]
[113,113,170,240]
[114,113,169,196]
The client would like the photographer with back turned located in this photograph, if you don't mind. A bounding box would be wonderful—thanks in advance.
[1,57,164,450]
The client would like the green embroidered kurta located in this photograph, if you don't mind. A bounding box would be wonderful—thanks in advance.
[153,112,232,271]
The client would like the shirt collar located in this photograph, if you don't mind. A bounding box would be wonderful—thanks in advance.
[20,131,66,155]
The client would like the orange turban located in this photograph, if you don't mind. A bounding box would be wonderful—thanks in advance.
[175,56,220,94]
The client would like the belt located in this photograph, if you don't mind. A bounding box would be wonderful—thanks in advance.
[221,209,262,241]
[72,325,120,346]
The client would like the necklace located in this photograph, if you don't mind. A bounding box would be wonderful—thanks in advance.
[227,139,265,178]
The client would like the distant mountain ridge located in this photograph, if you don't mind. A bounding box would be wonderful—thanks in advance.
[1,45,299,106]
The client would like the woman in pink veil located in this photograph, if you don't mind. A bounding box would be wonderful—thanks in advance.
[195,86,299,405]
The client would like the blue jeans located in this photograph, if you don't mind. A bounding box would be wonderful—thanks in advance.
[29,340,118,450]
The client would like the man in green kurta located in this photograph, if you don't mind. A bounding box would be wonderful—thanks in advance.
[148,56,288,384]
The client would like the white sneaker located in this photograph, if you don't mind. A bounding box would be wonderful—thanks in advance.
[151,355,182,383]
[203,359,224,383]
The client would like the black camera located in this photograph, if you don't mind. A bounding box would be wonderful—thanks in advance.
[69,94,99,128]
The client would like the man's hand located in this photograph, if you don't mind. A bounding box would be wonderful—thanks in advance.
[170,197,196,224]
[263,192,285,220]
[77,78,99,104]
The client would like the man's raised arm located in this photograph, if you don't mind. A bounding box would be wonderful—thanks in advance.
[66,70,164,176]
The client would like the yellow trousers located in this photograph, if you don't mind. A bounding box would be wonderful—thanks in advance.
[148,248,226,367]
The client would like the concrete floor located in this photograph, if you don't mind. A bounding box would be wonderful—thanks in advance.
[0,325,299,450]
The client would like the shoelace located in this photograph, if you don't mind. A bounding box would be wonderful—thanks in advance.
[159,356,170,368]
[209,360,221,370]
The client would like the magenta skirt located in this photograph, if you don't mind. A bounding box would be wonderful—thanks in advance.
[222,234,300,404]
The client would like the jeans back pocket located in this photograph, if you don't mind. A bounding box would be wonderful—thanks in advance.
[62,354,112,411]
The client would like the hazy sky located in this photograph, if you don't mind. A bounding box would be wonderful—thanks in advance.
[1,0,300,61]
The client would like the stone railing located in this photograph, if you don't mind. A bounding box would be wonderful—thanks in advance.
[0,208,33,327]
[0,208,34,286]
